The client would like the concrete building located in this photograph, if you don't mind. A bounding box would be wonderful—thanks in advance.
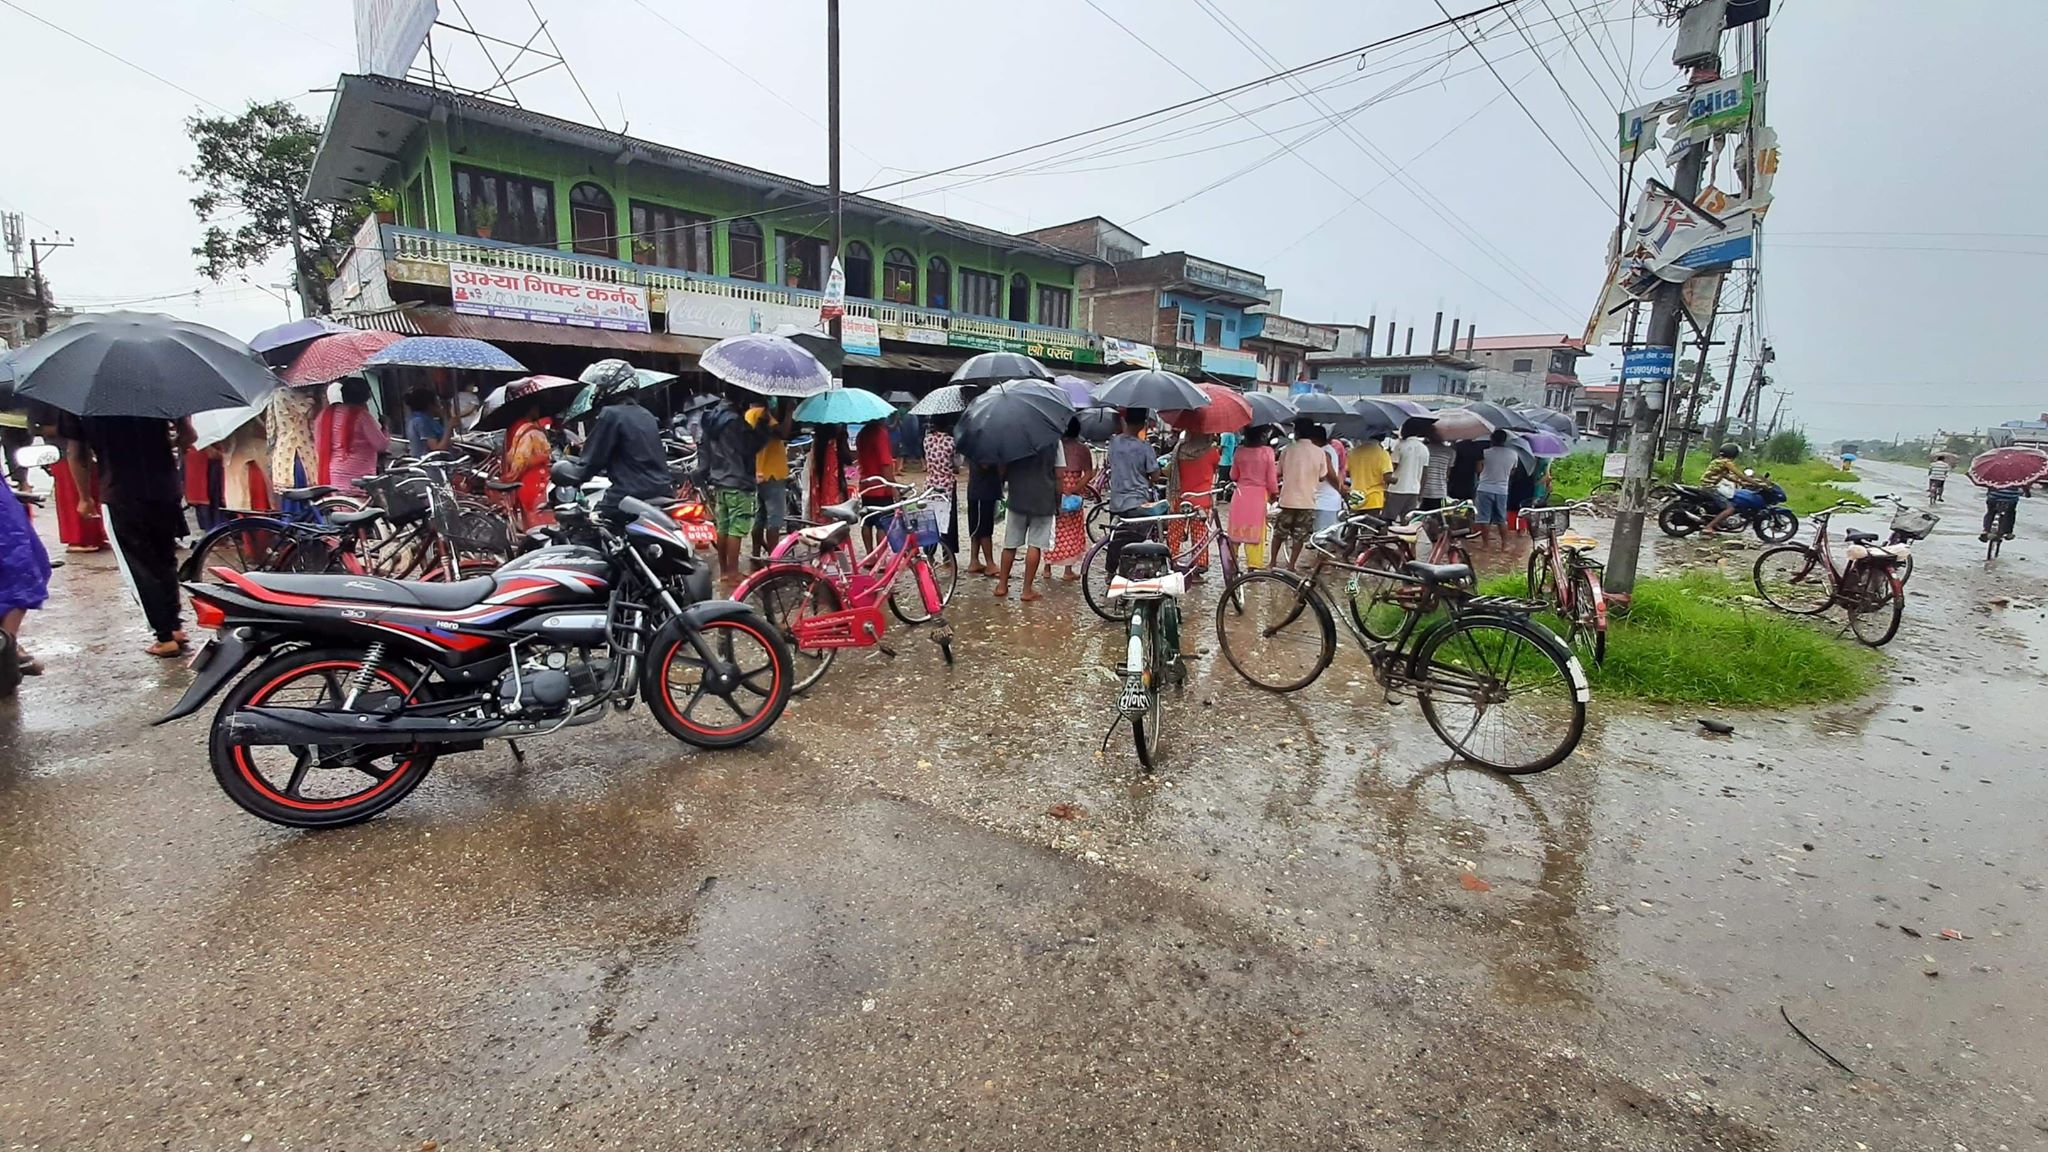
[1306,314,1475,400]
[1240,311,1337,391]
[1460,333,1588,411]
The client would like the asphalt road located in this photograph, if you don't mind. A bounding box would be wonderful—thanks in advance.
[3,457,2045,1150]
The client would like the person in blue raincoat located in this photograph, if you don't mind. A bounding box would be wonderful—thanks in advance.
[0,484,52,694]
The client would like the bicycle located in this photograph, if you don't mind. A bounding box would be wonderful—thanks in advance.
[736,481,958,693]
[1751,501,1908,647]
[1214,521,1589,774]
[1867,493,1937,584]
[1105,535,1188,770]
[1080,486,1235,622]
[1342,499,1481,644]
[1523,502,1608,665]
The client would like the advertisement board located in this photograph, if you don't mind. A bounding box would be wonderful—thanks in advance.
[840,314,881,357]
[353,0,438,78]
[450,263,649,331]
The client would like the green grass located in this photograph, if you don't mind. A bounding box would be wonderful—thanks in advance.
[1479,570,1882,707]
[1546,451,1866,514]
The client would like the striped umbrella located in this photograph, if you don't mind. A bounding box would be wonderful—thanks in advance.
[279,329,402,386]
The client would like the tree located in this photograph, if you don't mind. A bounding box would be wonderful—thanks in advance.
[184,101,371,315]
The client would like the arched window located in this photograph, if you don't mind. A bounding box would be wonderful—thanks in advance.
[882,248,917,304]
[1009,272,1031,323]
[843,241,873,299]
[728,217,765,281]
[568,182,615,258]
[925,256,950,310]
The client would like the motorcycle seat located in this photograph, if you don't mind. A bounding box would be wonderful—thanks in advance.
[1844,530,1879,545]
[1404,560,1472,585]
[822,497,865,524]
[238,571,500,611]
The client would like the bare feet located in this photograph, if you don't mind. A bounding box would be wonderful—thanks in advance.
[145,640,183,658]
[993,582,1009,597]
[1061,569,1079,581]
[1019,589,1042,603]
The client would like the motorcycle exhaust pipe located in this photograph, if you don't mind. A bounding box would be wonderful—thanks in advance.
[226,706,602,746]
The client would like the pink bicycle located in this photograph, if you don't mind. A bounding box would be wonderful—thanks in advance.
[735,480,958,692]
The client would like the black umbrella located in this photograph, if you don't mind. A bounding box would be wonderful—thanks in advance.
[1462,400,1538,432]
[1288,390,1350,419]
[950,351,1052,384]
[7,311,279,419]
[1519,406,1577,436]
[247,316,353,366]
[954,380,1074,464]
[1095,369,1208,411]
[1076,407,1123,442]
[1334,397,1402,440]
[1243,391,1295,426]
[474,375,584,432]
[886,390,917,405]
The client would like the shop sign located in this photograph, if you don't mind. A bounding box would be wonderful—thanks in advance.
[1200,348,1259,378]
[1156,346,1202,375]
[1102,336,1159,369]
[840,314,881,357]
[1618,94,1684,162]
[1622,345,1674,382]
[665,294,818,339]
[1180,256,1266,299]
[1673,72,1756,146]
[450,263,649,332]
[947,329,1101,364]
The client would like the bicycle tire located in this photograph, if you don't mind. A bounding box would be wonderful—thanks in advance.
[888,542,958,625]
[1526,545,1553,603]
[188,517,296,576]
[1213,569,1335,692]
[1131,606,1163,770]
[1411,613,1586,774]
[1752,545,1834,615]
[1568,565,1607,666]
[1080,537,1130,622]
[1352,542,1411,643]
[1845,565,1905,647]
[740,568,843,694]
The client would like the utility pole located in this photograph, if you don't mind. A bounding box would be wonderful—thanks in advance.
[1669,315,1717,479]
[1709,318,1743,447]
[1606,302,1640,453]
[27,237,74,337]
[825,0,843,346]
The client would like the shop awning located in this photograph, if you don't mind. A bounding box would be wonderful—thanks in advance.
[337,305,717,356]
[843,349,971,373]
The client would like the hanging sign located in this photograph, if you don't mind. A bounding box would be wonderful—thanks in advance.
[450,263,650,332]
[1622,345,1674,382]
[1102,336,1159,369]
[820,257,846,321]
[839,314,881,357]
[1671,72,1757,147]
[1618,95,1683,162]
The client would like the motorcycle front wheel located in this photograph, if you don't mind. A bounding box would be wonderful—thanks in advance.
[642,612,794,749]
[1754,507,1800,544]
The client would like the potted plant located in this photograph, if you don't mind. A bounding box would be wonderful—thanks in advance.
[471,201,497,240]
[784,257,805,288]
[367,185,398,226]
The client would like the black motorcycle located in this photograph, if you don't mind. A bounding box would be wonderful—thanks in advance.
[1656,478,1799,543]
[159,482,794,829]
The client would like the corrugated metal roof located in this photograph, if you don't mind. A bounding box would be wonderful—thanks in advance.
[311,74,1092,268]
[337,306,715,355]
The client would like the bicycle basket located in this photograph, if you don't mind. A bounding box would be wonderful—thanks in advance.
[429,492,512,556]
[364,474,429,525]
[1890,506,1939,539]
[907,505,941,548]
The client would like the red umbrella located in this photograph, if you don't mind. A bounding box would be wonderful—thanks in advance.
[1967,446,2048,489]
[279,329,402,386]
[1160,381,1253,434]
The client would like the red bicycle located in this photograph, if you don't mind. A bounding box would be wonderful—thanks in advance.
[735,481,958,692]
[1523,502,1608,664]
[1752,500,1908,647]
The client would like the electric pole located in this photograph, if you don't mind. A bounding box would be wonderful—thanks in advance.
[825,0,842,346]
[27,237,74,337]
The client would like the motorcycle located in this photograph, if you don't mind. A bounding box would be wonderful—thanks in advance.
[1657,473,1799,543]
[158,462,795,829]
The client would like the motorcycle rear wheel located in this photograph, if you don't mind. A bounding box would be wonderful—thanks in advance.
[1657,502,1697,537]
[209,647,436,829]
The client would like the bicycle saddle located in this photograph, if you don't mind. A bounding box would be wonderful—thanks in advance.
[327,507,384,528]
[277,484,338,501]
[1844,530,1879,545]
[821,498,865,524]
[1120,541,1172,562]
[1404,560,1472,585]
[485,480,523,492]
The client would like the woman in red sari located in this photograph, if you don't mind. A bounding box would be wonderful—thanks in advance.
[500,402,554,527]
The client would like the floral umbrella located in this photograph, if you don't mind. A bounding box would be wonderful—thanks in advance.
[279,329,402,386]
[365,335,526,372]
[699,332,834,398]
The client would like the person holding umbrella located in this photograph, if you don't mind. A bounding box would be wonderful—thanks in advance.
[498,398,554,526]
[1475,429,1519,552]
[63,414,196,656]
[315,378,389,493]
[1166,431,1219,576]
[695,387,769,592]
[404,388,453,458]
[995,441,1059,602]
[1226,424,1279,570]
[1386,418,1432,522]
[1275,418,1336,570]
[747,398,796,561]
[1049,417,1093,580]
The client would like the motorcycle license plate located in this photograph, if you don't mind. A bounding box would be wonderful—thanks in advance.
[187,637,218,672]
[678,520,716,547]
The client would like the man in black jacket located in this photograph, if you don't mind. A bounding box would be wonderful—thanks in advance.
[576,361,672,505]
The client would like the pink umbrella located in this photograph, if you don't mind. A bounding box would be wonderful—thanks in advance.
[1967,446,2048,489]
[279,329,402,386]
[1429,406,1493,442]
[1161,381,1254,435]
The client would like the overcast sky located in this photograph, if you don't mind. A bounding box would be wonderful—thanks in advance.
[2,0,2041,444]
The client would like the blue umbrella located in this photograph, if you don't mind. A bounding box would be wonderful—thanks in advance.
[795,386,894,424]
[700,332,834,398]
[561,363,677,422]
[247,316,352,365]
[365,335,526,372]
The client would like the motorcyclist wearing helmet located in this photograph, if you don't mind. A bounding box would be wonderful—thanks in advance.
[573,359,672,506]
[1698,443,1753,535]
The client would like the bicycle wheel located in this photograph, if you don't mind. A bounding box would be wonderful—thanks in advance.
[1844,565,1904,647]
[1213,570,1335,692]
[1085,500,1109,543]
[1351,542,1411,643]
[1129,606,1163,769]
[1411,614,1586,774]
[741,568,843,694]
[1567,565,1607,665]
[1080,537,1130,622]
[188,518,293,575]
[888,542,958,625]
[1752,546,1834,614]
[1526,545,1553,602]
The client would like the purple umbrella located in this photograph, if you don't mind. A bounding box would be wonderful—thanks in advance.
[700,332,834,398]
[1052,374,1097,407]
[248,316,352,366]
[1519,430,1571,458]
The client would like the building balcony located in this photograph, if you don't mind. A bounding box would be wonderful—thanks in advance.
[330,221,1102,364]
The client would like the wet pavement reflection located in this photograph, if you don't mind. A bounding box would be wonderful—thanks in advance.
[3,459,2046,1149]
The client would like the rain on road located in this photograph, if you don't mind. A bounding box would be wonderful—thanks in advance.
[3,457,2046,1150]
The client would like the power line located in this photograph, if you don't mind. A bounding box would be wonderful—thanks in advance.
[1502,1,1619,168]
[0,0,226,112]
[1433,0,1611,206]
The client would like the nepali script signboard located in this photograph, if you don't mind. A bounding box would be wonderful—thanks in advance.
[449,263,651,333]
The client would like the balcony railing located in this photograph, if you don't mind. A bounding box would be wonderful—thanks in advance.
[379,225,1096,352]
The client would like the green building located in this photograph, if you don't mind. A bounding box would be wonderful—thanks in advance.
[307,73,1102,378]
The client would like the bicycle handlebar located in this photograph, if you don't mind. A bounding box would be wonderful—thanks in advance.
[1402,500,1476,525]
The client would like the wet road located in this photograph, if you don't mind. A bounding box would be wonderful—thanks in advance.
[4,457,2046,1150]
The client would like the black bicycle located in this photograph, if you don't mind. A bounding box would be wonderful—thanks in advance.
[1215,516,1589,774]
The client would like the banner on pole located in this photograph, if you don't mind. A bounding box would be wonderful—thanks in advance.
[1671,72,1757,148]
[1618,95,1683,162]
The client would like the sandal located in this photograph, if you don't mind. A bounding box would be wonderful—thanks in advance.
[146,640,184,659]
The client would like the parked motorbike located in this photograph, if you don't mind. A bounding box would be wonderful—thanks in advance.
[159,462,794,829]
[1657,474,1798,543]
